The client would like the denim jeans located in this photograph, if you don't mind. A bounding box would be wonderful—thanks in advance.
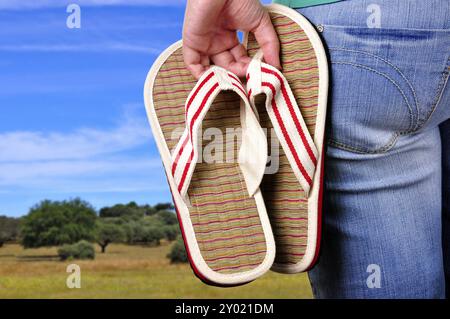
[295,0,450,298]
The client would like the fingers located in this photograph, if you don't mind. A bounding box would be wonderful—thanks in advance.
[210,44,250,77]
[252,11,281,70]
[183,45,210,79]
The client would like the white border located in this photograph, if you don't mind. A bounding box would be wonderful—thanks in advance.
[143,41,276,285]
[244,4,329,273]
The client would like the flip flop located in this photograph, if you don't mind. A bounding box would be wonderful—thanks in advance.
[243,4,329,273]
[143,41,276,286]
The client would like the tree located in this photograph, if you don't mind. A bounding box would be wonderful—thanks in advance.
[143,226,164,246]
[155,210,178,225]
[95,221,125,253]
[21,199,97,248]
[162,224,180,242]
[123,221,146,244]
[167,237,188,263]
[153,203,174,212]
[0,216,20,247]
[99,203,144,220]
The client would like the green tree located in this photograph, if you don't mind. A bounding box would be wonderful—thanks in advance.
[155,210,178,225]
[21,199,97,248]
[162,224,180,242]
[153,203,174,212]
[123,220,146,244]
[99,202,144,220]
[0,216,20,247]
[143,226,164,245]
[95,221,125,253]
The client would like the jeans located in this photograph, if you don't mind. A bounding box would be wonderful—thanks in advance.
[295,0,450,298]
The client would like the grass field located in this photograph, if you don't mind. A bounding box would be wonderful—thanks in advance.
[0,243,313,299]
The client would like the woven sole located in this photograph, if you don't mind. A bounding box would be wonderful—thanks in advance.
[244,4,328,273]
[144,41,275,285]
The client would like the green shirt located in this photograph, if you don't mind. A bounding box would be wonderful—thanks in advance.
[273,0,343,8]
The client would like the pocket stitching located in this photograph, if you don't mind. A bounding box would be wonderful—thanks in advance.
[330,47,420,130]
[329,61,416,153]
[417,57,450,130]
[328,133,400,154]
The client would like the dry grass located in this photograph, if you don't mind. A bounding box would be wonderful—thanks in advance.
[0,243,313,299]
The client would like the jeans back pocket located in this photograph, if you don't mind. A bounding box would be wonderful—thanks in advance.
[321,26,443,154]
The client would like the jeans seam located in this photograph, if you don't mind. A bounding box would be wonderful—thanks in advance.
[328,133,400,154]
[332,61,415,132]
[329,61,415,154]
[415,57,450,131]
[330,47,420,130]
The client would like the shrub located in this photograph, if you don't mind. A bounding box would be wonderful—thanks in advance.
[58,240,95,261]
[162,225,180,242]
[155,210,178,225]
[167,237,188,263]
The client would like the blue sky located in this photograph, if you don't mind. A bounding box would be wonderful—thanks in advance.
[0,0,271,217]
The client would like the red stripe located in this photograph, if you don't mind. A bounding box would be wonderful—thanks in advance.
[227,73,241,83]
[190,196,249,207]
[262,67,317,165]
[178,83,219,192]
[200,240,267,253]
[214,262,262,272]
[172,71,215,181]
[186,71,214,114]
[283,56,317,65]
[270,216,307,221]
[275,234,307,238]
[160,120,185,127]
[192,215,257,227]
[159,66,191,73]
[191,205,256,218]
[195,223,260,234]
[205,251,265,263]
[197,232,263,244]
[171,134,188,176]
[192,188,246,198]
[153,88,191,96]
[262,81,313,186]
[232,82,247,97]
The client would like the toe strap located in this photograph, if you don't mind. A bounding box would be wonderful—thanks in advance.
[246,54,318,196]
[171,66,268,203]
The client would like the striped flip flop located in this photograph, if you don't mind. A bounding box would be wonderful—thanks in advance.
[143,42,276,286]
[244,4,329,273]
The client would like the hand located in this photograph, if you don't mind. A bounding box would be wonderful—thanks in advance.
[183,0,281,79]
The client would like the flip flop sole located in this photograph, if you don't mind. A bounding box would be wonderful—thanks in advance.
[244,4,328,273]
[144,41,275,285]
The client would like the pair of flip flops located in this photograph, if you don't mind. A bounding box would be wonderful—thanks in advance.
[144,4,328,286]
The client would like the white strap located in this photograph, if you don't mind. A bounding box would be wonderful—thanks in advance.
[246,53,318,196]
[171,66,267,203]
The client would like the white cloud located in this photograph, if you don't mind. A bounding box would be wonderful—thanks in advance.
[0,105,151,162]
[0,0,186,10]
[0,104,164,194]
